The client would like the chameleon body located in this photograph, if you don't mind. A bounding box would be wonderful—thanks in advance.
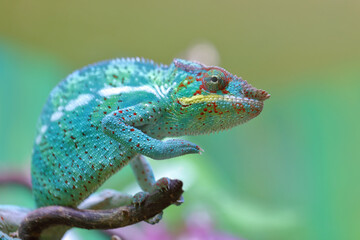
[31,58,270,208]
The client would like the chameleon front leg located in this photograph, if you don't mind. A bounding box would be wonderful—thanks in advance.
[101,103,202,160]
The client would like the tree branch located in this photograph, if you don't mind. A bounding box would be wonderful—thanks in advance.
[18,179,183,240]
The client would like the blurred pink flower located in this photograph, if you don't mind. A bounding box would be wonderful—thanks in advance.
[106,211,244,240]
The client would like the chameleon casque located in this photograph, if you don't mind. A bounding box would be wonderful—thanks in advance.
[31,58,270,219]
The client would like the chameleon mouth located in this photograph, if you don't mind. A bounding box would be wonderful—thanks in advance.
[177,93,266,107]
[222,95,265,114]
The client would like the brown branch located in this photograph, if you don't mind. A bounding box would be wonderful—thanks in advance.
[18,179,183,240]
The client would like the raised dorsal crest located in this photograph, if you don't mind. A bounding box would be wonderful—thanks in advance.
[173,58,205,73]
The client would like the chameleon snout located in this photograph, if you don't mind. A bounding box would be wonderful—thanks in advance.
[242,83,270,101]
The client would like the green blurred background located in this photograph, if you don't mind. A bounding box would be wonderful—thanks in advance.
[0,1,359,240]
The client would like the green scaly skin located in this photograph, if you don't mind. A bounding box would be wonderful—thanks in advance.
[31,57,270,213]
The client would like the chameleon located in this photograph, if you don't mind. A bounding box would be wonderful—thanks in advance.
[31,57,270,218]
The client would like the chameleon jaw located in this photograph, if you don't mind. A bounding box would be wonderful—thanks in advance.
[176,94,265,135]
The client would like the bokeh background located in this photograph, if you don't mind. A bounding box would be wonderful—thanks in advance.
[0,1,359,240]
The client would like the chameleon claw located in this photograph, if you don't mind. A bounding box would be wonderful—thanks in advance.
[154,177,171,192]
[132,191,149,207]
[197,146,205,154]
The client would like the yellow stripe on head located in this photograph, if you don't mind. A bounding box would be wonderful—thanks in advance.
[178,94,223,105]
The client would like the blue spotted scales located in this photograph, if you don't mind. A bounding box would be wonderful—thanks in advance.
[32,57,270,215]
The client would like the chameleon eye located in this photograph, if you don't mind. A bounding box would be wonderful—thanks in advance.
[203,70,227,92]
[210,76,219,83]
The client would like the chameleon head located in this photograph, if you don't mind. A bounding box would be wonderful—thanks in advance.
[168,59,270,135]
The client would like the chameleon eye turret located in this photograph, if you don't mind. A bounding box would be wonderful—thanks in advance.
[203,69,228,92]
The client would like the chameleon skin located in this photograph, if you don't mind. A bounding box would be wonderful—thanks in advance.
[31,58,270,207]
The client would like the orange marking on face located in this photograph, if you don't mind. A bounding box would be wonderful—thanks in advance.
[194,90,202,96]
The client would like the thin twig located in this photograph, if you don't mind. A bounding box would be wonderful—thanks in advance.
[0,172,32,190]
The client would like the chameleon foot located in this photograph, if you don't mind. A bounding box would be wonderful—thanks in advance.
[145,212,163,225]
[132,192,149,207]
[154,177,184,206]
